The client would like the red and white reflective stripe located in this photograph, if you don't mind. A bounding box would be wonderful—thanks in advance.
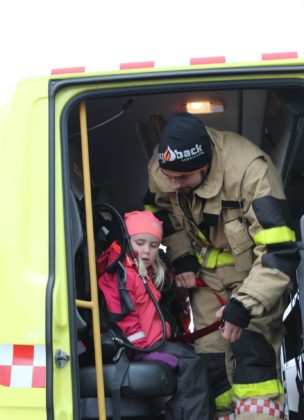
[50,51,302,75]
[215,413,235,420]
[51,66,85,75]
[118,52,299,70]
[262,51,298,61]
[120,61,155,70]
[190,56,226,65]
[235,399,285,419]
[0,344,46,388]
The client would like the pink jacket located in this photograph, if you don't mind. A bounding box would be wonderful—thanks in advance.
[97,242,171,349]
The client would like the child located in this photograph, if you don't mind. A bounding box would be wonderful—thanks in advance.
[97,210,213,420]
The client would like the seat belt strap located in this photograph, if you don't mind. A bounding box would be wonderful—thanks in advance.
[172,319,222,343]
[172,278,226,344]
[196,278,227,306]
[117,262,135,313]
[111,350,130,420]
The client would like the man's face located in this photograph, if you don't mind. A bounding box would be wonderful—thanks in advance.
[162,165,209,194]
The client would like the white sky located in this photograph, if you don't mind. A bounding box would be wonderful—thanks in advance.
[1,0,304,106]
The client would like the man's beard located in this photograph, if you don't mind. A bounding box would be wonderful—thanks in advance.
[177,186,195,194]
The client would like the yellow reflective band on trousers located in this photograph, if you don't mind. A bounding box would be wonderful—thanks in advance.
[253,226,296,245]
[197,248,234,269]
[144,204,159,213]
[215,388,233,411]
[232,379,284,400]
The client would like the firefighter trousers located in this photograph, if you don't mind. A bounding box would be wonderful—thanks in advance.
[191,266,286,419]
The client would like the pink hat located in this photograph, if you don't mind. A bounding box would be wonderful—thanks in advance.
[124,210,163,242]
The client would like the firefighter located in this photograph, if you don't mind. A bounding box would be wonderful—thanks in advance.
[144,112,300,420]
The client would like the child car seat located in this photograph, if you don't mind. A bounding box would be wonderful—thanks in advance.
[69,191,177,419]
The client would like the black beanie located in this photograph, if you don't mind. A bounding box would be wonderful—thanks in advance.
[158,112,212,172]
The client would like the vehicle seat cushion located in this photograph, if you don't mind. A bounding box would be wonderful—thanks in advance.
[79,361,177,398]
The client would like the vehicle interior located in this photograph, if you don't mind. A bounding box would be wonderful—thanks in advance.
[62,79,304,419]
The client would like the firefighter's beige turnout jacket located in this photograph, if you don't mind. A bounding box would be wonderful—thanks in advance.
[148,127,298,317]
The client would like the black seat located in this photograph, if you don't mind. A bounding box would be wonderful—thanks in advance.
[80,362,176,419]
[69,191,177,419]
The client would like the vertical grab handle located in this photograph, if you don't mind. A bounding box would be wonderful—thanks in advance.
[79,101,106,420]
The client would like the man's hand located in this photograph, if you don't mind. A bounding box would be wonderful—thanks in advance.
[175,272,197,288]
[215,306,242,343]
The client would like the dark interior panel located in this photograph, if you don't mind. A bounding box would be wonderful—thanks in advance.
[68,86,304,219]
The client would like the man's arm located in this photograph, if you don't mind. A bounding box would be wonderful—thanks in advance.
[222,156,300,336]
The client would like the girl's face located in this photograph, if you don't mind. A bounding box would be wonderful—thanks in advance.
[130,233,160,267]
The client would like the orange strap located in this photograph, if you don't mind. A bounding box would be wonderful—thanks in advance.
[172,278,227,344]
[195,278,227,307]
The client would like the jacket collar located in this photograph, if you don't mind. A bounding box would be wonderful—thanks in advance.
[192,127,223,217]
